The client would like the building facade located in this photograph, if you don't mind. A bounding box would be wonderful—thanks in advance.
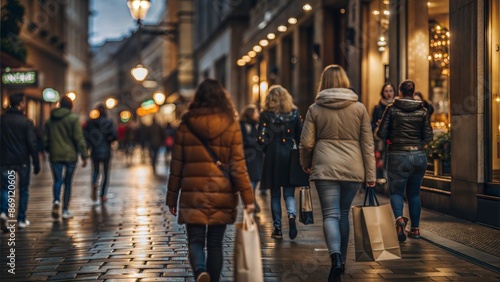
[192,0,500,227]
[1,0,90,129]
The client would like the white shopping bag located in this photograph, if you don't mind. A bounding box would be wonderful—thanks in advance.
[234,210,264,282]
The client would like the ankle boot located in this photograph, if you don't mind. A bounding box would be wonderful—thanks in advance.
[328,253,342,282]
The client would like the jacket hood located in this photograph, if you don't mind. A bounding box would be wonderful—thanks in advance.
[316,88,358,109]
[50,107,72,120]
[182,108,234,140]
[393,98,424,112]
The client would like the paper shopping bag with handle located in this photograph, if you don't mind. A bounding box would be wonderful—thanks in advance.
[234,210,264,282]
[352,187,402,261]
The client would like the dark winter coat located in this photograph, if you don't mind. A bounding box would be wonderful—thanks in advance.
[148,121,165,148]
[239,121,264,182]
[0,107,40,169]
[43,107,88,163]
[84,116,117,160]
[257,109,302,190]
[377,98,434,147]
[371,99,391,131]
[166,108,254,225]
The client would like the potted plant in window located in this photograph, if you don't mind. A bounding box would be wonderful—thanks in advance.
[426,132,451,175]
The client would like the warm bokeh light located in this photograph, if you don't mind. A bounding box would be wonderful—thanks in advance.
[105,98,117,109]
[131,64,148,81]
[66,92,76,101]
[89,109,100,119]
[303,4,312,11]
[237,59,246,66]
[153,91,166,105]
[248,50,257,57]
[162,103,176,115]
[288,18,297,25]
[253,45,263,52]
[277,25,287,32]
[120,110,132,120]
[259,39,269,47]
[252,75,259,83]
[243,55,251,62]
[127,0,151,20]
[267,33,276,40]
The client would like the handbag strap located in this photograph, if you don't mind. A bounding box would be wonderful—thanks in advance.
[184,121,228,175]
[363,187,380,206]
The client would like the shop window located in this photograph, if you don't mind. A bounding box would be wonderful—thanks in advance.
[489,0,500,181]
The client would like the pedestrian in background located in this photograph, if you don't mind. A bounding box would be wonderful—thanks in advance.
[84,103,117,203]
[166,79,255,282]
[377,80,433,242]
[413,91,435,118]
[148,117,166,175]
[239,104,264,212]
[43,96,88,220]
[371,82,396,182]
[136,121,149,163]
[300,65,376,282]
[0,93,40,231]
[257,85,302,240]
[164,121,176,160]
[124,121,136,166]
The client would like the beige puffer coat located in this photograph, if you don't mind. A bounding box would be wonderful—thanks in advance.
[166,108,254,224]
[300,88,376,183]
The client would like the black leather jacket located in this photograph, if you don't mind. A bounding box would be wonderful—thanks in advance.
[377,98,433,147]
[0,107,40,168]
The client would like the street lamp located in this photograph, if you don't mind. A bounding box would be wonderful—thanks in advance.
[127,0,151,20]
[127,0,151,82]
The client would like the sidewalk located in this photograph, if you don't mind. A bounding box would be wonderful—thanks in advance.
[0,151,499,281]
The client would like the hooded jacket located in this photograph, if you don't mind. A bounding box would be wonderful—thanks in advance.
[377,98,433,146]
[84,115,117,159]
[43,107,88,162]
[300,88,376,182]
[0,107,40,168]
[166,108,254,225]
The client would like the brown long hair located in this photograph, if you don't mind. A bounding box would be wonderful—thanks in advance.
[189,79,236,118]
[317,64,350,93]
[239,104,258,123]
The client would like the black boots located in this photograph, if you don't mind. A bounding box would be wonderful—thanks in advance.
[328,253,342,282]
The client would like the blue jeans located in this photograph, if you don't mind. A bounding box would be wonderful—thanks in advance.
[1,165,31,222]
[387,151,428,228]
[270,186,296,228]
[92,158,110,197]
[186,224,226,282]
[50,162,76,211]
[315,181,361,263]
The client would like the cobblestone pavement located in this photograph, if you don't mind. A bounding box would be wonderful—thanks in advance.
[1,150,499,281]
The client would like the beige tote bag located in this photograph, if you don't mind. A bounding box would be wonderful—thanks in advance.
[234,210,264,282]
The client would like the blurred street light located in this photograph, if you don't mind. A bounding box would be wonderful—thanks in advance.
[153,91,166,105]
[105,98,118,109]
[127,0,151,20]
[131,64,148,81]
[128,0,151,82]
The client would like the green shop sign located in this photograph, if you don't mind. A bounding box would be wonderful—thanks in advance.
[1,68,38,87]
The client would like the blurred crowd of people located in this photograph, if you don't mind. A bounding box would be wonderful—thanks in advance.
[1,67,434,282]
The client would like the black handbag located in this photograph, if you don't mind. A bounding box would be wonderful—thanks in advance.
[289,147,310,187]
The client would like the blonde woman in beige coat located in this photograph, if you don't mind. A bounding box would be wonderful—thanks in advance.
[300,65,376,282]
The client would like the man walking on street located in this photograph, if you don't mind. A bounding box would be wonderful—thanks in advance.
[0,93,41,231]
[43,96,88,220]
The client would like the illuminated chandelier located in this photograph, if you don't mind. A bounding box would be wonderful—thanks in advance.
[429,21,450,76]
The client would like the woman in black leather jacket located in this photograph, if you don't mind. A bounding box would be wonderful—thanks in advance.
[377,80,433,242]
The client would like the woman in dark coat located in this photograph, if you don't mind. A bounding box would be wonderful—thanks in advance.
[166,79,255,282]
[257,85,302,240]
[239,104,264,212]
[371,82,396,181]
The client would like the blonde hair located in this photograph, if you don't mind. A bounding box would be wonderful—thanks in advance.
[317,64,350,93]
[263,85,296,114]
